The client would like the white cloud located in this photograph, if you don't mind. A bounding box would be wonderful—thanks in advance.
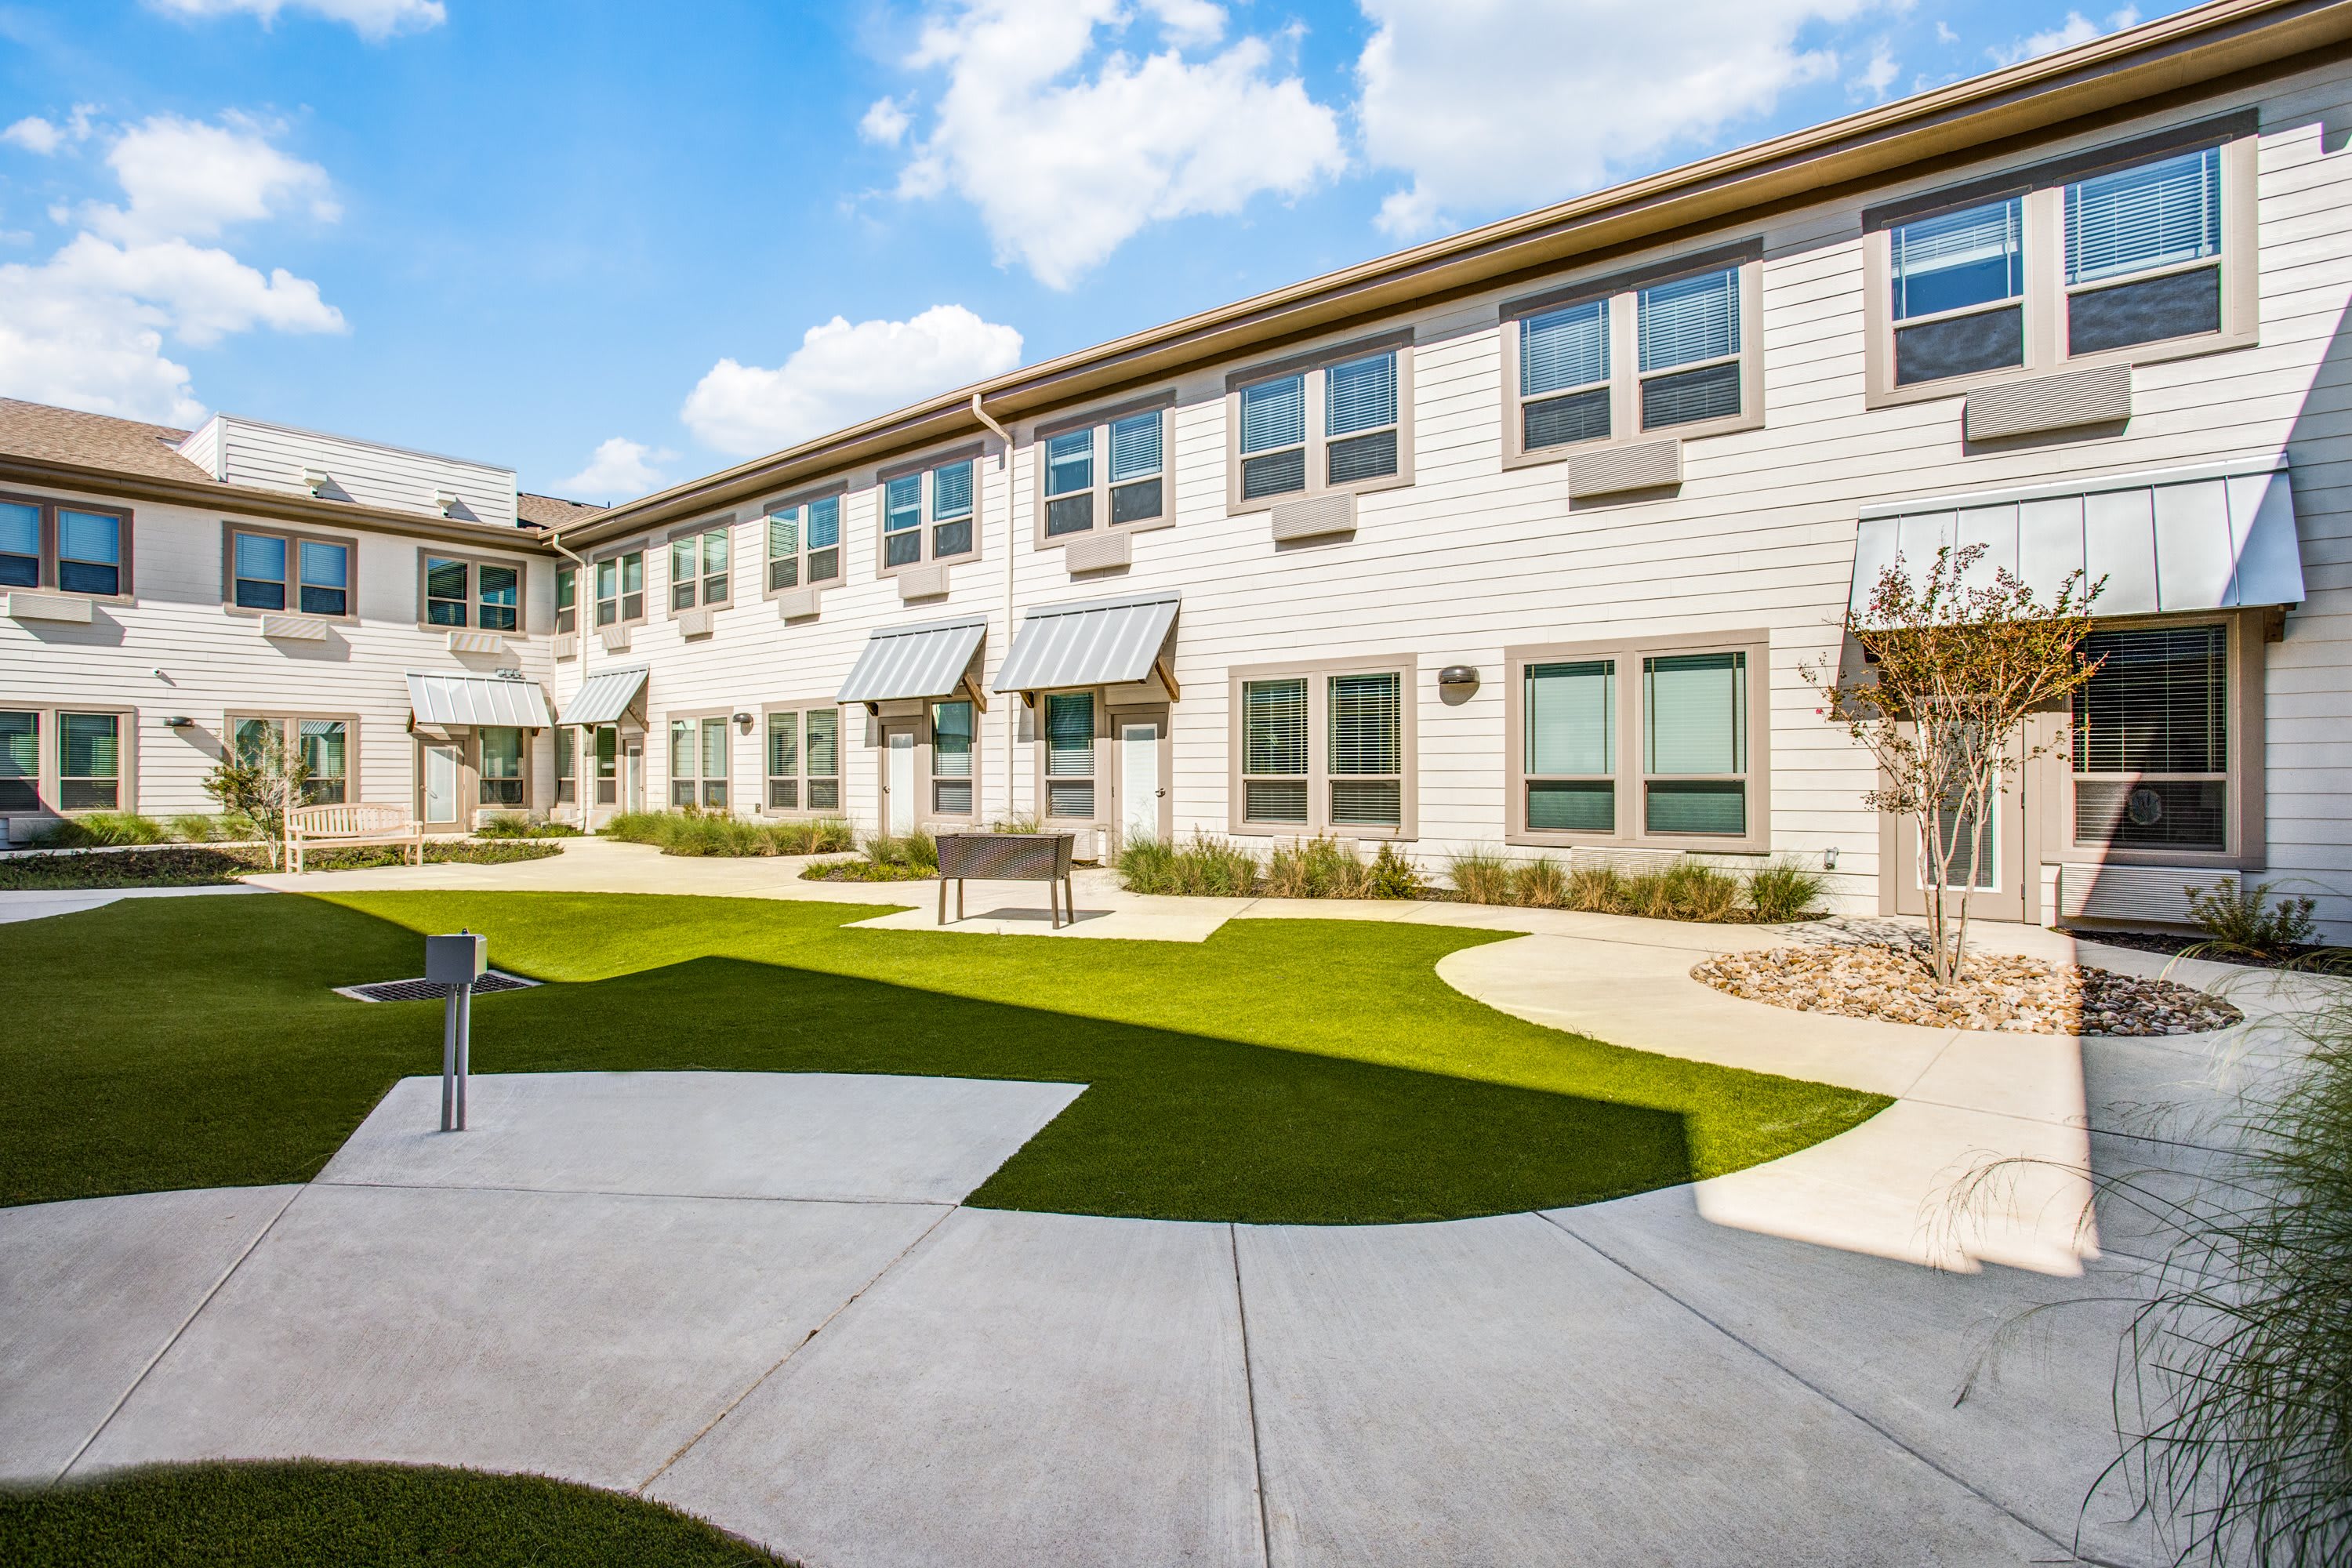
[1359,0,1877,241]
[3,106,95,156]
[556,437,673,503]
[859,97,911,147]
[880,0,1345,289]
[1854,40,1899,100]
[1987,7,2139,67]
[144,0,446,40]
[681,304,1023,458]
[1935,20,1958,45]
[0,113,346,425]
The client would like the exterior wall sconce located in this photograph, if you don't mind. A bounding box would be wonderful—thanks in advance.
[732,712,755,733]
[162,715,193,728]
[1824,847,1839,869]
[1437,665,1480,702]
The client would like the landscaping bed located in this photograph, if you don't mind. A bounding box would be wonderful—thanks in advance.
[601,810,855,857]
[1693,942,2243,1036]
[0,841,561,891]
[800,858,935,883]
[2057,924,2352,973]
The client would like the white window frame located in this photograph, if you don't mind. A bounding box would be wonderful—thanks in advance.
[1862,113,2258,409]
[1501,240,1765,468]
[1224,330,1416,512]
[1226,655,1418,840]
[1033,394,1174,547]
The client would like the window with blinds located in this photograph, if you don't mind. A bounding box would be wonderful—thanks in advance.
[1929,797,1998,889]
[1325,351,1399,486]
[766,710,800,809]
[298,719,347,804]
[1044,691,1096,818]
[479,725,525,808]
[767,495,840,590]
[1107,411,1163,524]
[2065,147,2223,356]
[0,501,35,590]
[1523,660,1615,832]
[2071,624,2227,851]
[1519,300,1610,452]
[931,459,975,558]
[670,528,730,611]
[1045,430,1094,536]
[932,699,975,815]
[1638,267,1741,431]
[1329,671,1403,826]
[1889,197,2026,385]
[670,717,729,810]
[807,710,840,810]
[1043,409,1166,538]
[1240,374,1307,501]
[0,710,35,811]
[1642,651,1748,835]
[883,474,923,568]
[595,550,644,626]
[1241,677,1308,824]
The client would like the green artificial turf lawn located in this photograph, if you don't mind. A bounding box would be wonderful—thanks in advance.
[0,1461,790,1566]
[0,890,1889,1222]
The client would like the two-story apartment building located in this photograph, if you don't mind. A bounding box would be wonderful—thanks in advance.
[6,0,2350,933]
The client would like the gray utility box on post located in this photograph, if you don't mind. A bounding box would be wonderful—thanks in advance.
[426,932,487,1131]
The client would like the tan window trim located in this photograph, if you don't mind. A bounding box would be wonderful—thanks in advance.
[1499,239,1766,471]
[1861,114,2258,412]
[1031,393,1178,550]
[1034,687,1105,828]
[1504,630,1772,853]
[664,514,739,617]
[469,723,534,814]
[225,710,362,804]
[590,540,651,630]
[2029,608,2264,873]
[0,702,138,817]
[415,547,530,636]
[760,481,849,599]
[660,704,740,811]
[758,700,845,815]
[1225,653,1419,841]
[217,520,358,622]
[924,694,982,824]
[875,442,988,581]
[554,562,577,637]
[1224,329,1417,514]
[1,490,136,603]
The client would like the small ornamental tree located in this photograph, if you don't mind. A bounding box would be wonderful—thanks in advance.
[1804,543,2103,984]
[203,727,312,869]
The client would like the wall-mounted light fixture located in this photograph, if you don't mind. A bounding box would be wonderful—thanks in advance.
[162,715,193,728]
[1437,664,1480,705]
[733,711,755,734]
[1824,847,1838,869]
[303,468,332,496]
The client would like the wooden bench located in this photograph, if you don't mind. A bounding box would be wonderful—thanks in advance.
[936,833,1076,927]
[286,801,425,873]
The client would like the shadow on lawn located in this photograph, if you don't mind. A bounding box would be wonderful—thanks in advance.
[0,894,1704,1223]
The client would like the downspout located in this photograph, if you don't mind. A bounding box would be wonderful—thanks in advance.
[548,528,590,826]
[971,393,1015,826]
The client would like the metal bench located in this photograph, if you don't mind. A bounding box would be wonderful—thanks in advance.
[936,832,1077,927]
[286,801,426,873]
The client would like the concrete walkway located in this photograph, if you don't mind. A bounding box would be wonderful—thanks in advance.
[2,853,2320,1565]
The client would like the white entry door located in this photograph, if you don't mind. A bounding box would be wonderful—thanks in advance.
[1120,721,1162,844]
[886,728,916,835]
[422,742,459,826]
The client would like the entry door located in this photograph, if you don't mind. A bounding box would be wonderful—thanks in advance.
[1893,738,2027,923]
[421,742,460,826]
[1119,720,1163,845]
[881,724,916,836]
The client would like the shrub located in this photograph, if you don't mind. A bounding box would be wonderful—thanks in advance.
[1745,858,1826,924]
[1266,836,1374,900]
[1513,855,1571,909]
[801,858,933,883]
[474,813,582,840]
[599,811,669,845]
[990,814,1045,835]
[33,811,169,848]
[1118,833,1262,897]
[168,811,260,843]
[598,809,855,858]
[1650,862,1743,923]
[0,846,253,889]
[1565,866,1628,913]
[2187,880,2318,960]
[859,831,938,870]
[1446,847,1515,906]
[1366,843,1421,900]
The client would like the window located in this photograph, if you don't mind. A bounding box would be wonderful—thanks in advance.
[1228,337,1413,508]
[0,496,132,597]
[232,714,351,804]
[766,494,842,591]
[1866,119,2253,402]
[1505,246,1761,460]
[422,554,522,631]
[931,699,975,816]
[764,707,840,811]
[594,725,619,805]
[1038,406,1167,541]
[670,716,730,809]
[1,710,39,810]
[1523,660,1616,833]
[1643,652,1748,836]
[1508,637,1767,848]
[227,527,352,617]
[595,550,644,627]
[58,713,121,811]
[556,567,576,635]
[1232,659,1414,837]
[2071,625,2228,852]
[670,526,731,612]
[555,725,575,804]
[479,726,525,808]
[1043,692,1095,819]
[880,456,979,572]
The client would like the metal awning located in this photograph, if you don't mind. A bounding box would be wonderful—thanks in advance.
[405,672,555,728]
[557,664,648,727]
[993,589,1180,694]
[837,615,988,705]
[1852,458,2303,618]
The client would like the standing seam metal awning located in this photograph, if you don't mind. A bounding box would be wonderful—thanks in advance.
[557,665,649,727]
[1851,458,2303,617]
[405,672,556,728]
[993,590,1180,692]
[837,615,988,703]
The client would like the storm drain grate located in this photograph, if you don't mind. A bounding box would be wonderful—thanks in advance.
[336,971,543,1004]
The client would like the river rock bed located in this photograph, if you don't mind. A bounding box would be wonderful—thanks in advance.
[1691,942,2242,1035]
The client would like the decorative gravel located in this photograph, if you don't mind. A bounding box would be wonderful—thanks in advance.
[1691,942,2243,1036]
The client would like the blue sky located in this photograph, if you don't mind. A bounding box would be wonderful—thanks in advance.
[0,0,2178,500]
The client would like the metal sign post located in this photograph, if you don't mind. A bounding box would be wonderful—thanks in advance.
[425,931,488,1131]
